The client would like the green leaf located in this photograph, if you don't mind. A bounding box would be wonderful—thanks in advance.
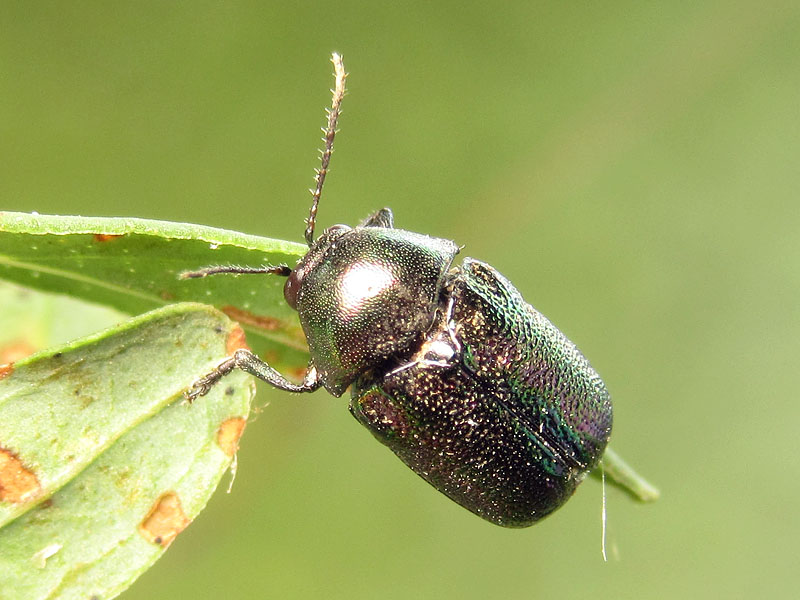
[0,281,126,358]
[0,211,309,372]
[0,302,253,599]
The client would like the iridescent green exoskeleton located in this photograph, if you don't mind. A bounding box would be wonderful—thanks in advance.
[350,246,612,526]
[183,54,649,528]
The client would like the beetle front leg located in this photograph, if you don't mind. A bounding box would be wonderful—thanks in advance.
[186,349,321,401]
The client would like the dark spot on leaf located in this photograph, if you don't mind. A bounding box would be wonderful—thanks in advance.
[221,306,283,332]
[138,492,191,548]
[53,352,63,359]
[225,386,235,396]
[0,446,41,503]
[93,233,122,242]
[116,468,132,486]
[160,290,176,301]
[217,417,247,456]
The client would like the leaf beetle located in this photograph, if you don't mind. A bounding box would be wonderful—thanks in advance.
[183,54,613,527]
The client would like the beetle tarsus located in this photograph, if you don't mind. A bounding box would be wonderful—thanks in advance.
[185,356,237,402]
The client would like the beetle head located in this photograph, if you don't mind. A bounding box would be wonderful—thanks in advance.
[285,223,458,396]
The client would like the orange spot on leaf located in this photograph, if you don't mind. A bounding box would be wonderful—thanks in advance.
[0,340,36,364]
[288,366,307,382]
[0,363,13,380]
[93,233,122,242]
[0,447,41,504]
[221,306,284,332]
[138,492,191,548]
[217,417,247,456]
[226,324,249,355]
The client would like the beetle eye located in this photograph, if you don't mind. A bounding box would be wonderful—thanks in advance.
[284,269,302,310]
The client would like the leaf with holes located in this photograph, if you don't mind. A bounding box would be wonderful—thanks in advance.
[0,303,253,600]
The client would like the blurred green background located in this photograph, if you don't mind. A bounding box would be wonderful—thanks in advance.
[2,1,798,598]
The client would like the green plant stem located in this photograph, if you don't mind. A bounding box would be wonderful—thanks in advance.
[593,446,660,502]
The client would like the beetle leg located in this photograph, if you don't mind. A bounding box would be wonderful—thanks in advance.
[186,349,321,401]
[389,296,462,376]
[443,294,461,352]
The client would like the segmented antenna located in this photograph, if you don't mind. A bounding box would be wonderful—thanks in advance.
[304,52,347,247]
[179,264,291,279]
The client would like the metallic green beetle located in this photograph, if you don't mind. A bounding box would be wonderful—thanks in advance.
[183,54,612,527]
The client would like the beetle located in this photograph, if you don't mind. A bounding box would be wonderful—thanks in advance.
[182,54,612,527]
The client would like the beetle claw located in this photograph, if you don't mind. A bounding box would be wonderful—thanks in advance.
[185,357,236,402]
[184,380,211,403]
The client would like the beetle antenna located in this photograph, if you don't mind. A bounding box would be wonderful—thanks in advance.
[304,52,347,247]
[179,264,291,279]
